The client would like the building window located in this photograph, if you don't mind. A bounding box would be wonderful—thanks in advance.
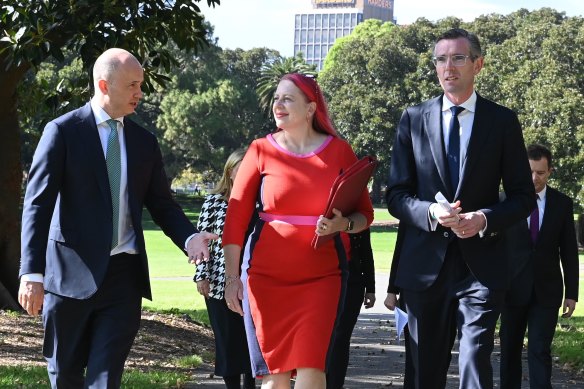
[300,30,307,44]
[301,14,307,28]
[308,29,314,43]
[336,29,343,38]
[329,30,336,43]
[294,29,300,44]
[307,44,314,60]
[344,14,350,26]
[329,13,336,27]
[295,14,300,28]
[351,13,357,27]
[321,45,328,57]
[315,30,321,44]
[308,14,314,28]
[322,14,329,27]
[294,45,300,55]
[344,28,350,36]
[336,14,343,27]
[316,14,322,28]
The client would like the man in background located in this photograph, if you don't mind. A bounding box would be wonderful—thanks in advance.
[500,143,579,389]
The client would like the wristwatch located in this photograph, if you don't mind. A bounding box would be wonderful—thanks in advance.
[345,217,354,232]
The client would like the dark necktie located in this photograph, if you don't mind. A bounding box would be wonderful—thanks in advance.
[106,119,121,249]
[530,195,540,243]
[447,106,465,192]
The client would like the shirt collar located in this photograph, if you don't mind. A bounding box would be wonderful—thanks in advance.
[442,91,477,113]
[90,98,124,127]
[537,185,547,202]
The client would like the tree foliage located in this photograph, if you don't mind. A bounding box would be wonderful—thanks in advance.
[0,0,220,307]
[319,10,584,208]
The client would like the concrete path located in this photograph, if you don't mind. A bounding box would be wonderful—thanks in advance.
[186,273,584,388]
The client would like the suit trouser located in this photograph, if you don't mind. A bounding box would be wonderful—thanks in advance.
[43,253,142,389]
[326,274,365,389]
[402,242,504,389]
[398,294,416,389]
[500,294,559,389]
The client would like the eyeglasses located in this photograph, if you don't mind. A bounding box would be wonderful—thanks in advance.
[432,54,473,67]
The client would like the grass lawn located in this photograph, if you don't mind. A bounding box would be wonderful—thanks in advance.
[143,195,584,371]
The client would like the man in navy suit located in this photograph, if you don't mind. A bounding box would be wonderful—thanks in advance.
[18,48,217,388]
[386,29,535,389]
[500,144,579,389]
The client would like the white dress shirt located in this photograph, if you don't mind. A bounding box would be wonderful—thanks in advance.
[528,186,546,229]
[92,99,139,256]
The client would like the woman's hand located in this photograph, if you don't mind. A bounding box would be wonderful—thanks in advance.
[196,279,210,298]
[225,276,244,316]
[315,208,348,236]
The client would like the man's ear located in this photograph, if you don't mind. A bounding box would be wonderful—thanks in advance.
[97,79,109,95]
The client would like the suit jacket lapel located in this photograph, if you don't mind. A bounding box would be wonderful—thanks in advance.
[79,103,111,206]
[458,94,490,198]
[425,96,454,198]
[123,118,137,210]
[537,187,555,243]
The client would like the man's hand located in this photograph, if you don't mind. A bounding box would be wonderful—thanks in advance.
[384,293,398,311]
[18,281,44,316]
[363,292,376,309]
[430,200,462,228]
[562,298,576,318]
[186,232,219,264]
[196,279,210,298]
[451,211,487,239]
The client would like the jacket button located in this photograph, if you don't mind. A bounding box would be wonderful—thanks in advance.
[443,232,449,238]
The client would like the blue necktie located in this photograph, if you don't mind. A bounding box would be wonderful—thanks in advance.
[106,119,121,249]
[447,106,465,191]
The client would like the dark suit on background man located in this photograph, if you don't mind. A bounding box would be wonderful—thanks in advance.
[18,49,215,388]
[327,229,376,389]
[386,29,535,389]
[500,145,579,389]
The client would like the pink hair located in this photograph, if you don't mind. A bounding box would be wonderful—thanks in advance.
[280,73,338,137]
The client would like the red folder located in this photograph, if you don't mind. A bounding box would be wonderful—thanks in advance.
[311,155,378,249]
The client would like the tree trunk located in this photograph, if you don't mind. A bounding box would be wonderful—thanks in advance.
[0,59,29,309]
[370,177,382,205]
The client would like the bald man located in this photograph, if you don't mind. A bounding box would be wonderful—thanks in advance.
[18,48,217,388]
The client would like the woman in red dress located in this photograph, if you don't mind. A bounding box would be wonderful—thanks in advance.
[223,73,373,389]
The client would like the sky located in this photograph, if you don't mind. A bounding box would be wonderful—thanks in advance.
[204,0,583,57]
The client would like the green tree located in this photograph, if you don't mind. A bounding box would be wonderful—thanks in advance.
[475,9,584,206]
[319,19,428,203]
[0,0,220,307]
[156,46,280,183]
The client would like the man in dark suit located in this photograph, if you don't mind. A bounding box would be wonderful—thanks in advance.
[17,48,217,388]
[386,28,535,389]
[500,144,579,389]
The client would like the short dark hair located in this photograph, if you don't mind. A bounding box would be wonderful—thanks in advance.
[434,28,482,60]
[527,144,553,168]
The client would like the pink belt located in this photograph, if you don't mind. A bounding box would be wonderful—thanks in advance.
[258,212,318,226]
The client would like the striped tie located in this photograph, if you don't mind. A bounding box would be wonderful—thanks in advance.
[106,119,121,249]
